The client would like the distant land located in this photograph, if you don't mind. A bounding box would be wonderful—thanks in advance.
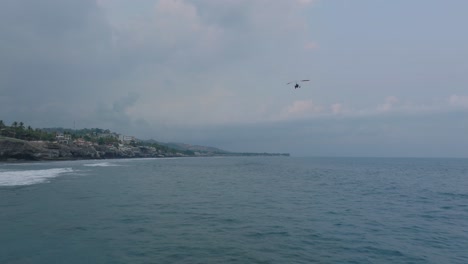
[143,140,289,157]
[0,121,289,161]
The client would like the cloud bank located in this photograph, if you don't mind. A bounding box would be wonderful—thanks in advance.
[1,0,468,157]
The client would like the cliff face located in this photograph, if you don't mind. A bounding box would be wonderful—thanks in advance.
[0,138,184,161]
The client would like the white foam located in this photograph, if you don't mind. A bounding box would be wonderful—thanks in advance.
[83,162,120,167]
[0,168,73,186]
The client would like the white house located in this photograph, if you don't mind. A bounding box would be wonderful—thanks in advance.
[119,135,136,144]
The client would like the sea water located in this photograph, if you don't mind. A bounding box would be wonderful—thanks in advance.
[0,157,467,263]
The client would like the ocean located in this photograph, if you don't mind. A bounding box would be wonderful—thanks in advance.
[1,157,467,263]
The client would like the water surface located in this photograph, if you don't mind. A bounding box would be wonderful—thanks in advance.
[1,157,467,263]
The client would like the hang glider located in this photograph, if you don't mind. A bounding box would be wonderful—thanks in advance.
[287,80,310,89]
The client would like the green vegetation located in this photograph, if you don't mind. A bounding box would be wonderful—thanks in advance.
[0,120,183,154]
[0,120,55,141]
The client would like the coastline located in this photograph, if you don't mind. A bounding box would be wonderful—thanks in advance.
[0,137,289,162]
[0,137,187,162]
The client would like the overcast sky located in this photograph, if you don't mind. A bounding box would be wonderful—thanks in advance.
[1,0,468,157]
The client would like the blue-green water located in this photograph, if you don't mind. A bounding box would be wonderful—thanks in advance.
[1,157,468,263]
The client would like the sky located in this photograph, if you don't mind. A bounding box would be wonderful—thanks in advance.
[1,0,468,157]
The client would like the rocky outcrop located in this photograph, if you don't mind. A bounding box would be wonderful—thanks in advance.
[0,138,185,161]
[0,138,45,160]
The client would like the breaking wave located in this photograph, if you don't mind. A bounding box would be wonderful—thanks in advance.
[83,162,121,167]
[0,168,73,186]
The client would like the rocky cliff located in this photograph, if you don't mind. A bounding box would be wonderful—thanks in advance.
[0,137,185,161]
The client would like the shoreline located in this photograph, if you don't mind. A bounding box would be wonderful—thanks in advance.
[0,137,289,163]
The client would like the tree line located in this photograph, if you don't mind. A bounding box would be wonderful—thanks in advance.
[0,120,56,141]
[0,120,128,145]
[0,120,121,144]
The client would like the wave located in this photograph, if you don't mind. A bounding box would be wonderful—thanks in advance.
[83,162,121,167]
[0,168,73,186]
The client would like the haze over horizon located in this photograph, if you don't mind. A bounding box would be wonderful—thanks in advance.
[1,0,468,158]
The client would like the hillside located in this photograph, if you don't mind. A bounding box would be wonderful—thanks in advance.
[0,122,289,161]
[0,136,187,161]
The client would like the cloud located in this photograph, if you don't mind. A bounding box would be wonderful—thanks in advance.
[102,0,317,67]
[449,94,468,108]
[81,0,320,128]
[2,0,467,158]
[163,109,468,157]
[279,100,323,120]
[297,0,315,5]
[93,92,142,131]
[377,96,400,112]
[304,41,319,50]
[330,103,345,114]
[0,0,116,126]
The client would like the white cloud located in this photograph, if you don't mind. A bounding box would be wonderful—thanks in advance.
[330,103,345,114]
[102,0,316,65]
[278,100,323,120]
[82,0,321,128]
[377,96,400,112]
[449,94,468,108]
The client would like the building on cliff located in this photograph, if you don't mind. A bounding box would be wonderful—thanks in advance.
[55,133,71,144]
[119,135,136,144]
